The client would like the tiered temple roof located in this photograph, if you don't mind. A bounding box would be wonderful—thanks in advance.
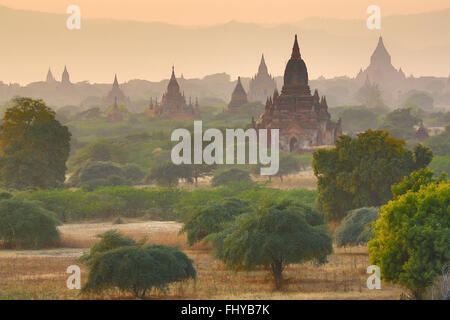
[153,66,198,119]
[356,37,405,86]
[104,74,131,107]
[228,76,248,110]
[248,54,277,103]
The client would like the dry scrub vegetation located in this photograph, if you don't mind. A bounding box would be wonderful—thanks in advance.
[0,220,402,300]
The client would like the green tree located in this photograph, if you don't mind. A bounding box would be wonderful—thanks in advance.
[313,130,433,221]
[211,168,252,187]
[0,98,71,189]
[180,198,249,246]
[368,181,449,299]
[120,164,146,184]
[146,162,193,186]
[209,199,332,290]
[70,140,128,171]
[334,207,379,247]
[391,168,435,199]
[378,108,420,140]
[0,198,60,248]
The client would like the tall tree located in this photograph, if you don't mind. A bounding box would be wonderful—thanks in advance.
[369,180,449,299]
[209,199,332,290]
[0,98,71,189]
[313,130,433,221]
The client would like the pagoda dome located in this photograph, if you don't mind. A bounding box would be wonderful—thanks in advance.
[283,35,308,87]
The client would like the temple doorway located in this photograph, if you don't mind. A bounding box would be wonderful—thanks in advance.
[289,137,298,152]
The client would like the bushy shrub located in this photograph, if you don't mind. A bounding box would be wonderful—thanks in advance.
[211,168,252,187]
[369,181,449,299]
[14,186,184,222]
[334,207,379,247]
[70,161,146,188]
[81,242,196,298]
[121,164,146,184]
[0,198,60,248]
[80,230,137,266]
[180,198,249,246]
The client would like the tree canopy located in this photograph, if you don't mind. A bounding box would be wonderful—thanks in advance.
[0,98,71,189]
[313,130,433,221]
[180,198,249,246]
[368,180,449,299]
[211,168,252,187]
[334,207,379,247]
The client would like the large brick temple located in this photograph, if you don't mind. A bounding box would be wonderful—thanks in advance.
[253,35,342,152]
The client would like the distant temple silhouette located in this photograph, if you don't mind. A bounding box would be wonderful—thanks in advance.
[415,120,429,141]
[106,97,123,123]
[103,74,131,107]
[228,76,248,110]
[253,35,342,152]
[356,37,405,86]
[46,68,56,83]
[248,54,277,103]
[61,65,72,87]
[153,66,198,119]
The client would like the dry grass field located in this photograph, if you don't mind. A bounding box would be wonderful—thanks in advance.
[0,219,403,300]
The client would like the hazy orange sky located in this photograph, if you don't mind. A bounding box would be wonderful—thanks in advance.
[0,0,449,25]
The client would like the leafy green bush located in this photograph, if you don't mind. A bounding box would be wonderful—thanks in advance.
[180,198,249,246]
[80,230,137,266]
[14,186,184,222]
[146,162,193,186]
[334,207,379,247]
[121,164,146,184]
[81,243,196,298]
[369,181,449,299]
[0,198,60,248]
[211,168,252,187]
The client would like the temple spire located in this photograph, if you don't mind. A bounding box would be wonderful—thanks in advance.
[61,65,71,85]
[113,74,119,89]
[46,68,55,83]
[291,34,301,60]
